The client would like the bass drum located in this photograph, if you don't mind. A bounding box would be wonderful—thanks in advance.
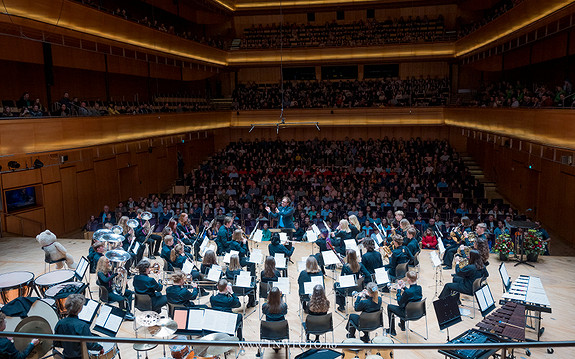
[3,299,58,333]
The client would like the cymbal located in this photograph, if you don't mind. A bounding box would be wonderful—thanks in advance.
[14,316,52,359]
[133,343,158,351]
[148,318,178,338]
[195,333,238,357]
[509,220,537,229]
[136,311,160,327]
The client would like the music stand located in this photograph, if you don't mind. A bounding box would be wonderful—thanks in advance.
[433,295,462,342]
[474,284,496,317]
[498,262,511,293]
[509,220,537,268]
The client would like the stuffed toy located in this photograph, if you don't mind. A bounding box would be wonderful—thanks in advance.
[37,230,76,269]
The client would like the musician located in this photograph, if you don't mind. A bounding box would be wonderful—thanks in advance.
[534,221,551,255]
[170,243,200,280]
[268,233,294,260]
[333,219,352,254]
[96,256,135,320]
[297,256,323,311]
[225,254,242,280]
[135,210,162,259]
[346,282,382,342]
[266,196,295,234]
[0,312,40,359]
[442,216,472,270]
[261,256,281,283]
[348,215,361,240]
[200,250,218,275]
[166,271,207,308]
[362,238,383,275]
[384,235,412,283]
[312,228,330,273]
[133,260,168,313]
[177,213,196,246]
[216,216,233,255]
[292,222,305,241]
[88,241,106,273]
[262,287,287,321]
[336,249,371,312]
[392,210,405,228]
[261,222,272,242]
[426,217,445,242]
[229,229,256,276]
[161,235,176,270]
[209,279,243,339]
[474,237,490,270]
[439,250,487,302]
[387,271,422,336]
[405,227,420,258]
[397,218,411,238]
[305,285,330,342]
[54,294,103,359]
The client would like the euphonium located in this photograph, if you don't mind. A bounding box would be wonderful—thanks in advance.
[467,232,477,244]
[456,245,471,258]
[105,249,131,295]
[458,257,469,269]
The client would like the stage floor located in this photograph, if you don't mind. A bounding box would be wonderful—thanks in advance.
[1,236,574,359]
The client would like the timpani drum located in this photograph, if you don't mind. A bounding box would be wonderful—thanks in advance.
[34,270,75,297]
[88,342,119,359]
[369,336,393,359]
[342,338,367,359]
[0,271,35,304]
[44,282,85,316]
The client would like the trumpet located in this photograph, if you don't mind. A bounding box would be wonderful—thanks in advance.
[382,244,393,257]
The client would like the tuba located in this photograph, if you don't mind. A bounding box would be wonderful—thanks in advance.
[105,249,131,295]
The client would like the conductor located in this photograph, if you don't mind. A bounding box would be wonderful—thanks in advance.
[266,196,295,240]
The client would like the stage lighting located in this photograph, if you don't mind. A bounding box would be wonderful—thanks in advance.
[34,159,44,169]
[8,161,20,170]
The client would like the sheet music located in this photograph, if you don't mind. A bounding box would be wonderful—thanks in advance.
[306,230,317,242]
[374,267,389,285]
[224,250,239,264]
[279,233,288,244]
[375,234,384,248]
[207,267,222,282]
[248,249,263,264]
[275,253,287,269]
[104,313,123,333]
[182,259,194,275]
[476,288,488,311]
[321,250,340,266]
[273,277,290,294]
[297,261,306,272]
[311,275,323,287]
[75,257,89,280]
[235,271,252,288]
[174,309,188,329]
[310,224,320,235]
[304,282,316,295]
[79,299,99,322]
[213,264,222,271]
[344,239,360,254]
[251,229,263,243]
[339,275,356,288]
[131,241,140,254]
[499,263,511,288]
[203,309,237,335]
[430,251,442,268]
[95,305,112,327]
[437,239,445,256]
[187,309,205,331]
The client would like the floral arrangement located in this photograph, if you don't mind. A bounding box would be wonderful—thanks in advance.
[493,233,513,256]
[523,229,546,255]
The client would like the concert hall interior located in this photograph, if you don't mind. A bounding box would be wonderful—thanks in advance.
[1,0,575,358]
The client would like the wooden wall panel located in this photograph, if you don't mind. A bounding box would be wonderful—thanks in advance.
[531,32,568,65]
[51,67,107,102]
[504,46,531,70]
[118,166,138,202]
[93,159,120,210]
[0,60,46,105]
[107,56,148,77]
[43,182,64,234]
[51,46,106,72]
[76,169,97,225]
[1,169,42,189]
[399,61,449,79]
[5,208,44,236]
[150,62,181,81]
[237,67,280,83]
[0,36,44,64]
[471,54,502,72]
[60,166,79,233]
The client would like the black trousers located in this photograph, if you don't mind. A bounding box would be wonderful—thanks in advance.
[387,304,405,331]
[443,244,459,267]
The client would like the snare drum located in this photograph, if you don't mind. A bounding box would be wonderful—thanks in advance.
[0,271,35,304]
[88,342,119,359]
[34,270,75,297]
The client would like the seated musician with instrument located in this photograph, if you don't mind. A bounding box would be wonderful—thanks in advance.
[161,235,176,270]
[348,215,361,240]
[133,260,168,313]
[346,282,382,343]
[170,243,187,270]
[305,285,331,342]
[226,254,257,308]
[387,271,422,336]
[261,256,281,283]
[443,216,472,270]
[216,216,233,255]
[292,222,305,241]
[134,210,161,260]
[96,256,135,320]
[332,219,352,256]
[209,279,243,340]
[54,294,104,359]
[166,271,207,308]
[361,238,383,276]
[268,233,294,261]
[405,227,420,257]
[313,228,330,273]
[200,250,218,276]
[383,235,412,285]
[262,287,288,321]
[439,250,487,302]
[88,241,106,273]
[297,256,324,312]
[336,249,371,312]
[229,229,256,276]
[0,313,40,359]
